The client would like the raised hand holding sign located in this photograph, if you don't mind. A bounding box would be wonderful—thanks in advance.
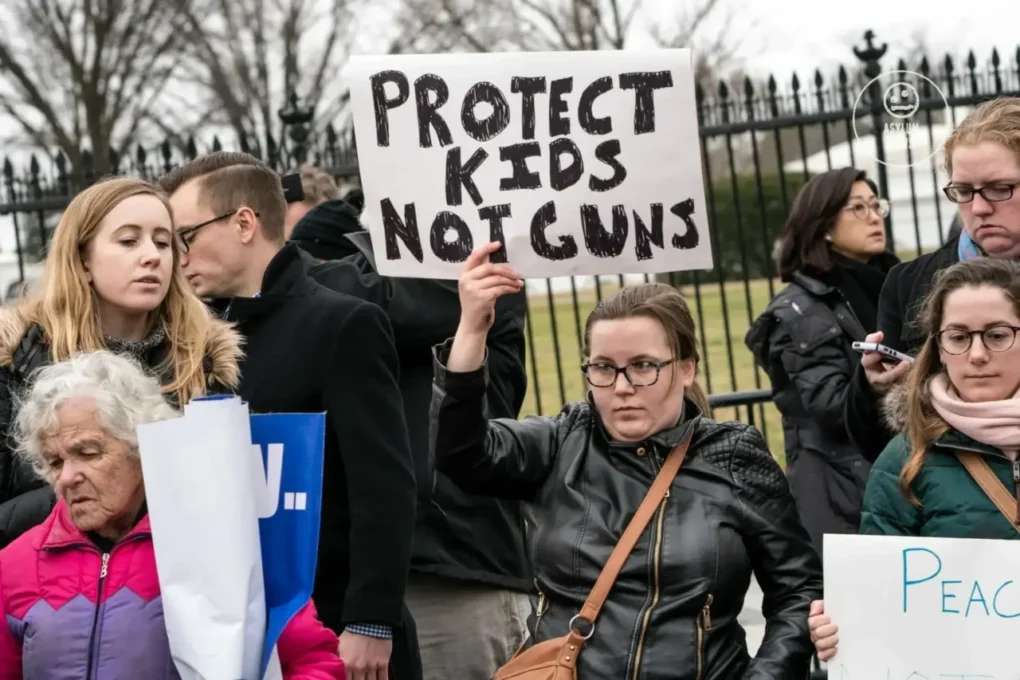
[457,242,524,335]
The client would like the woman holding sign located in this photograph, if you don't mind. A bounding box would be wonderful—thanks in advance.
[429,242,823,679]
[809,257,1020,660]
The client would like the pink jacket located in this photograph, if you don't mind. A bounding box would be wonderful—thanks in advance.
[0,500,346,680]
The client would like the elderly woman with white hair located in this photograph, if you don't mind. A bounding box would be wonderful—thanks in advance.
[0,351,346,679]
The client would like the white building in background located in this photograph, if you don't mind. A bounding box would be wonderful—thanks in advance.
[785,121,963,254]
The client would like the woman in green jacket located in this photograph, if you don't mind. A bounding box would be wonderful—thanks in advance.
[808,256,1020,659]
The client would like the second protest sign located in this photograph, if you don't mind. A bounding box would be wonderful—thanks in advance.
[343,49,713,280]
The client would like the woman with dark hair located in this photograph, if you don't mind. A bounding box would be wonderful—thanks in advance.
[746,167,900,559]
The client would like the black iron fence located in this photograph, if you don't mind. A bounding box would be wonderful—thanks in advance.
[2,30,1020,459]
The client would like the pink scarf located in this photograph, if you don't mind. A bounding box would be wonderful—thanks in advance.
[929,373,1020,461]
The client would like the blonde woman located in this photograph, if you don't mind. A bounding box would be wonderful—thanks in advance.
[845,96,1020,462]
[0,176,243,547]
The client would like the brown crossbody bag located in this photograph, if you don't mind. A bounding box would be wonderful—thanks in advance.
[493,434,694,680]
[955,450,1020,534]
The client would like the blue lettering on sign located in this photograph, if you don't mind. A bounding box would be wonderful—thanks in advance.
[900,548,1020,618]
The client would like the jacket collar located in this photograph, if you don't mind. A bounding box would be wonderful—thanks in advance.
[213,243,312,322]
[932,428,1010,460]
[345,231,376,267]
[36,499,151,551]
[790,271,834,297]
[589,394,703,455]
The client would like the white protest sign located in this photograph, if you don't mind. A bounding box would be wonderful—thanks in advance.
[137,396,276,680]
[342,49,713,279]
[823,534,1020,680]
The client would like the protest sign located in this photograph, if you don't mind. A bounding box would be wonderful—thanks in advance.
[251,412,326,678]
[138,396,267,680]
[343,49,713,279]
[823,534,1020,679]
[138,396,326,680]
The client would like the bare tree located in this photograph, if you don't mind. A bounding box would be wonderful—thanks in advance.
[171,0,358,160]
[647,0,747,88]
[0,0,194,174]
[392,0,651,54]
[390,0,747,94]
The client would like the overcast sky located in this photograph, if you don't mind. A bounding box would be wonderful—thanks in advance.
[2,0,1019,270]
[353,0,1020,81]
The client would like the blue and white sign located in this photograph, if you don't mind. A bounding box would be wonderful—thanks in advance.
[137,396,326,680]
[251,413,325,677]
[823,534,1020,680]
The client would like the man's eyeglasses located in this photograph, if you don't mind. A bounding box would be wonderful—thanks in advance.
[844,199,890,221]
[943,181,1020,204]
[935,325,1020,355]
[176,208,260,254]
[581,359,676,388]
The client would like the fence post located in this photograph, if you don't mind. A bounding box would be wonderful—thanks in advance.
[853,30,893,243]
[279,92,315,168]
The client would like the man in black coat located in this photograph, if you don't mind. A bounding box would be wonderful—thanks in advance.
[290,197,535,680]
[160,153,421,680]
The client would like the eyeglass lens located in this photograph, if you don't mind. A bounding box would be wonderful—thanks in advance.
[938,326,1018,354]
[585,363,660,387]
[944,184,1017,203]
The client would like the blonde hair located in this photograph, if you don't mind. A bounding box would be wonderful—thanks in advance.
[900,258,1020,502]
[299,164,340,206]
[943,97,1020,175]
[16,176,236,404]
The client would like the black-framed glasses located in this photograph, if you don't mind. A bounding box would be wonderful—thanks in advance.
[943,181,1020,204]
[935,325,1020,355]
[581,358,676,388]
[176,209,260,253]
[844,198,890,221]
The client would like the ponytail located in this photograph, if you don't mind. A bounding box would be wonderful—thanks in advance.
[687,381,712,418]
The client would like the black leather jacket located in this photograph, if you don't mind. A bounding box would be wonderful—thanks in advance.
[430,341,823,680]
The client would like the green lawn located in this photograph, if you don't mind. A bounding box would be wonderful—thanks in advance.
[519,277,786,465]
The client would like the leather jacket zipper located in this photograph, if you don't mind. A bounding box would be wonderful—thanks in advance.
[696,594,714,680]
[533,579,549,639]
[85,552,110,679]
[630,489,669,680]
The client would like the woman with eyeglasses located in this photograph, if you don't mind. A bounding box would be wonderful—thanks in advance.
[746,168,900,561]
[428,243,823,679]
[844,96,1020,465]
[0,177,242,548]
[809,257,1020,661]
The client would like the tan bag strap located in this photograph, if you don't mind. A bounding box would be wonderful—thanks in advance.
[572,433,693,631]
[956,450,1020,533]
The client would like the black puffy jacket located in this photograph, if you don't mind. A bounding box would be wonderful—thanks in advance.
[430,340,823,680]
[745,272,874,558]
